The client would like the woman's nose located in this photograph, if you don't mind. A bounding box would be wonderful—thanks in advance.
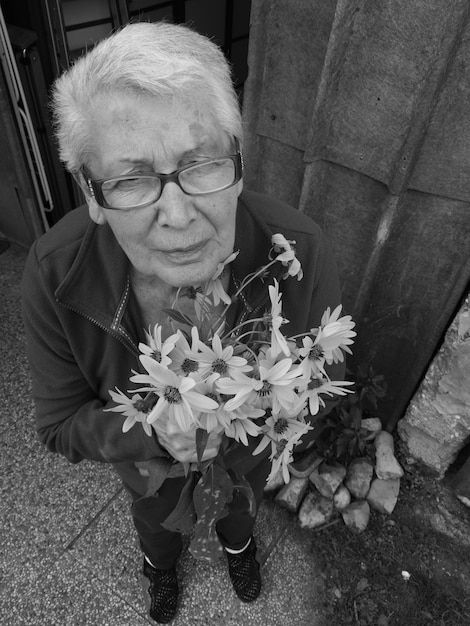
[154,181,197,228]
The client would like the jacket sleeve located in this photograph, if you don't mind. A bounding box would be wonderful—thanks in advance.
[21,242,168,465]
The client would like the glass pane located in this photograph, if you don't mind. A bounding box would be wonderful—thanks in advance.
[127,0,172,11]
[61,0,112,27]
[129,7,173,22]
[186,0,225,47]
[67,23,113,58]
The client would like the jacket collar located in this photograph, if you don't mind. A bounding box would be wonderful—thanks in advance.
[55,216,131,332]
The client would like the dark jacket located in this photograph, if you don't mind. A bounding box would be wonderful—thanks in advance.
[22,189,345,494]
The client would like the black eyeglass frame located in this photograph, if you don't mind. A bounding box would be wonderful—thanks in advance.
[83,145,244,211]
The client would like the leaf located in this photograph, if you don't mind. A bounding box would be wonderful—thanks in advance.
[196,428,209,464]
[336,435,350,459]
[161,472,197,533]
[348,435,358,457]
[350,405,363,430]
[230,471,257,517]
[137,458,173,498]
[162,308,195,328]
[189,464,234,563]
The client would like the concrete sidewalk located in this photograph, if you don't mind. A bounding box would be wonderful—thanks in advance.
[0,243,327,626]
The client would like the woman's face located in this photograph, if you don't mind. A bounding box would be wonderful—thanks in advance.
[84,91,242,289]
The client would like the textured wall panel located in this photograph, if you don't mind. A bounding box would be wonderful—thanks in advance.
[244,136,306,207]
[255,0,337,150]
[353,191,470,427]
[409,24,470,202]
[306,0,470,195]
[243,0,470,429]
[300,161,391,314]
[243,0,337,176]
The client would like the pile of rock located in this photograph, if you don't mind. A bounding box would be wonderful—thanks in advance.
[267,420,404,533]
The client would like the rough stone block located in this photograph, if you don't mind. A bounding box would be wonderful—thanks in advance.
[333,485,351,511]
[367,478,400,514]
[398,413,465,476]
[298,491,334,529]
[309,462,346,497]
[288,449,322,478]
[275,476,309,512]
[342,500,370,532]
[344,458,374,499]
[361,418,382,433]
[398,305,470,476]
[375,431,404,480]
[448,455,470,507]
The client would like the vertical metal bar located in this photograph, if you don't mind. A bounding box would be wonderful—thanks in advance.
[43,0,70,70]
[0,6,51,232]
[109,0,121,28]
[116,0,130,25]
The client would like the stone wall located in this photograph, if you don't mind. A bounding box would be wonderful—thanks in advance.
[398,294,470,478]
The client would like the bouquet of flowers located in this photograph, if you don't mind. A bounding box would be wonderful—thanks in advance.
[107,234,355,561]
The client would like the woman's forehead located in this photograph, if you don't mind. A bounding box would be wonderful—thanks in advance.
[85,91,230,175]
[96,90,226,136]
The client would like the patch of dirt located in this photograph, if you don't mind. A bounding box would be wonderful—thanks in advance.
[310,458,470,626]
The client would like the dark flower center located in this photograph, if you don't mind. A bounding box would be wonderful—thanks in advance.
[212,358,228,375]
[182,358,199,374]
[274,439,287,458]
[263,313,273,326]
[186,286,203,300]
[308,379,322,391]
[274,417,289,435]
[206,392,218,403]
[151,349,162,362]
[309,345,324,360]
[134,395,158,413]
[257,381,272,397]
[164,386,182,404]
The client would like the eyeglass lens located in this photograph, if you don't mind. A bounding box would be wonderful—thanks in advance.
[101,158,237,208]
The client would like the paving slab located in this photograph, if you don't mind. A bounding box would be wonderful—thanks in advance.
[0,550,151,626]
[0,415,122,619]
[226,520,327,626]
[68,490,294,624]
[0,244,31,435]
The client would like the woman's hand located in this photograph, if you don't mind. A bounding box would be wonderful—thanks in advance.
[151,413,223,464]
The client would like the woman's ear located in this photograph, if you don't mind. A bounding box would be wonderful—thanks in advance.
[72,171,107,225]
[87,199,107,225]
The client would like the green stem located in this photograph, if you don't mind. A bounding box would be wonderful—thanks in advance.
[221,316,267,341]
[288,330,317,342]
[220,258,279,318]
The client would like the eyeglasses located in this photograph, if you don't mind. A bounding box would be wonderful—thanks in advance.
[85,149,243,210]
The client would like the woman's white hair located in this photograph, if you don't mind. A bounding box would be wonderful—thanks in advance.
[51,21,243,173]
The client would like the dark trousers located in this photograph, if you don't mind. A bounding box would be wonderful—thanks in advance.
[125,457,271,569]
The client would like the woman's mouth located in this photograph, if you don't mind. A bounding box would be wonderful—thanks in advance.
[162,240,208,259]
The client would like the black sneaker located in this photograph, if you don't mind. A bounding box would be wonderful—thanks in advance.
[141,559,178,623]
[225,538,262,602]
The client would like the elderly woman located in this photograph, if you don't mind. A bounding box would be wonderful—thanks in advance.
[21,21,345,624]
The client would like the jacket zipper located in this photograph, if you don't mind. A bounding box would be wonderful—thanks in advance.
[57,300,140,358]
